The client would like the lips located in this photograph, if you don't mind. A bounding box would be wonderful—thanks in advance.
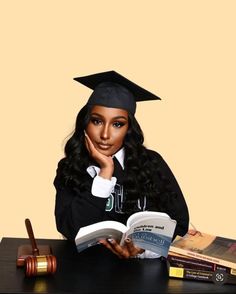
[96,142,112,150]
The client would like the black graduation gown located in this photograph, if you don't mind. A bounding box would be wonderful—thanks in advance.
[54,149,189,241]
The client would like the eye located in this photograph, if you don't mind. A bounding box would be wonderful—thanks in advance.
[113,121,125,128]
[90,118,102,125]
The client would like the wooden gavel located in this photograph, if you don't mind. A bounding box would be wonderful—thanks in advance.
[24,218,57,277]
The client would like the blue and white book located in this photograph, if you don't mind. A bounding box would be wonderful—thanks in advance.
[75,211,176,257]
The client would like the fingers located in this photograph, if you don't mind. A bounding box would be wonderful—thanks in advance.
[99,238,144,259]
[84,131,114,175]
[84,131,95,154]
[108,239,130,259]
[84,131,105,159]
[99,239,130,259]
[124,238,137,255]
[84,131,104,160]
[125,238,145,257]
[98,239,120,256]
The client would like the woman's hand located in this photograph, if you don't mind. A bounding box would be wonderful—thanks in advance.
[99,238,145,259]
[84,131,114,179]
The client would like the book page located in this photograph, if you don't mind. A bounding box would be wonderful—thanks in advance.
[76,228,124,252]
[122,216,176,257]
[77,220,127,236]
[75,220,127,252]
[126,211,169,228]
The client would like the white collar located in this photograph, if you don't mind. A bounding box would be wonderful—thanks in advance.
[113,147,125,169]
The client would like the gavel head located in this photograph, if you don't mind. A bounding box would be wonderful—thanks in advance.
[25,255,57,277]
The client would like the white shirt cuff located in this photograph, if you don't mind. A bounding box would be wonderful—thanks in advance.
[137,250,161,259]
[91,175,117,198]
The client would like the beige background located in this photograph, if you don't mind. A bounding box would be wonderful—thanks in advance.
[0,0,235,241]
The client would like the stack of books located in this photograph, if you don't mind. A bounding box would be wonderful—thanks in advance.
[167,230,236,285]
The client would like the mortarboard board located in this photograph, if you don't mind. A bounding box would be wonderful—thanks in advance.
[74,71,161,114]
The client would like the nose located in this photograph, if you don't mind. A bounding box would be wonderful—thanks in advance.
[100,124,110,140]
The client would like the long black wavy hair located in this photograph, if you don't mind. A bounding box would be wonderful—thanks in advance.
[56,104,172,214]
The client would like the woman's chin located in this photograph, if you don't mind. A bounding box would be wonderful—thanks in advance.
[96,146,117,157]
[99,149,114,157]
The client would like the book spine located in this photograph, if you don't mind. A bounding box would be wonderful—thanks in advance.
[168,266,236,285]
[169,245,236,270]
[167,254,235,275]
[169,266,214,282]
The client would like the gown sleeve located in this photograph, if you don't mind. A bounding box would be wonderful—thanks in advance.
[54,166,108,241]
[150,151,189,239]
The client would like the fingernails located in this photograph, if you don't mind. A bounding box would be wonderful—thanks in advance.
[107,238,114,243]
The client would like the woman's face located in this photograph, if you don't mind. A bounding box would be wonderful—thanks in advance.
[86,105,129,156]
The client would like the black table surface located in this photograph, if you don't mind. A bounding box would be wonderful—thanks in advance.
[0,237,236,293]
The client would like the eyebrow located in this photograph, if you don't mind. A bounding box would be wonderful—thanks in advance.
[90,112,128,121]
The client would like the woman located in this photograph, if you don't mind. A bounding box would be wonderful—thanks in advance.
[54,71,189,258]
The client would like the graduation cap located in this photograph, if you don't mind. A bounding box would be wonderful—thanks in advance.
[74,71,161,114]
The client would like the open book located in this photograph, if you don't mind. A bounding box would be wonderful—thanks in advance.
[75,211,176,257]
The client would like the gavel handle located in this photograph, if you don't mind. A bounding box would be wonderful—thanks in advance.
[25,218,39,256]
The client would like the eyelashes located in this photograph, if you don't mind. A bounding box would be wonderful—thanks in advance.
[90,117,126,128]
[90,118,102,125]
[113,121,125,128]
